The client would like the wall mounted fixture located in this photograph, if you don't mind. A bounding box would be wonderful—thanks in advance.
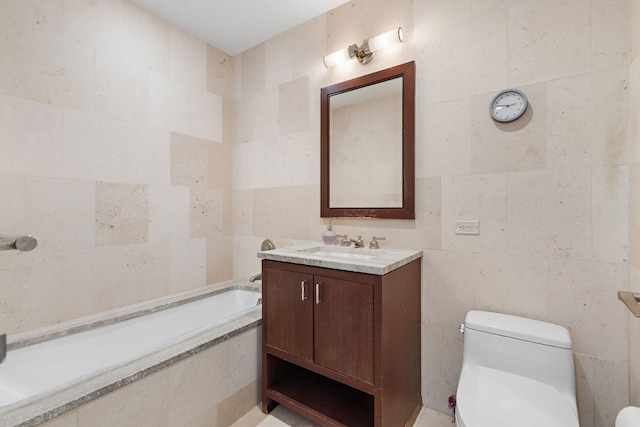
[323,27,404,68]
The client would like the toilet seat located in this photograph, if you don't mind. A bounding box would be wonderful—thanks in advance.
[456,366,579,427]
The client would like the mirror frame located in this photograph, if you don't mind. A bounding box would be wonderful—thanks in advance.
[320,61,415,219]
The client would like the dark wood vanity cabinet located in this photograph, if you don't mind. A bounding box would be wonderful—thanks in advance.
[261,258,421,427]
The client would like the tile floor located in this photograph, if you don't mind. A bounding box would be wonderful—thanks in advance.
[231,405,454,427]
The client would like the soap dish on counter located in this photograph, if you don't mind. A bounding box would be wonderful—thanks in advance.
[618,291,640,317]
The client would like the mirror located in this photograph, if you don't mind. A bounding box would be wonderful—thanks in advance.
[321,61,415,219]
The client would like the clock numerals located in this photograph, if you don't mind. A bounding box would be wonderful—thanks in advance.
[490,89,528,123]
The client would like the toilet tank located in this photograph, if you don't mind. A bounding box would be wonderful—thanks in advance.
[461,311,576,402]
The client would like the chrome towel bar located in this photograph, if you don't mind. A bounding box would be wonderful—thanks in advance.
[0,234,38,251]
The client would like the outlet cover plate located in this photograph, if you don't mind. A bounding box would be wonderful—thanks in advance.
[455,220,479,235]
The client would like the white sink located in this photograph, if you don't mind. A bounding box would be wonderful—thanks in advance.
[296,245,380,261]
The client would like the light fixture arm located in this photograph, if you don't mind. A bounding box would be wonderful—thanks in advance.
[354,39,374,64]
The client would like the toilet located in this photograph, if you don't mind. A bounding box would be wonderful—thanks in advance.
[616,406,640,427]
[455,311,580,427]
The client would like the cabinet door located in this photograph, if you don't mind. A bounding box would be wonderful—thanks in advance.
[313,276,374,384]
[264,267,314,361]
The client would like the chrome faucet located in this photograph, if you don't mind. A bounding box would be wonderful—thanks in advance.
[249,273,262,282]
[1,334,6,363]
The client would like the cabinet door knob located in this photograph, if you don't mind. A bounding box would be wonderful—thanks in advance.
[315,283,321,304]
[301,281,308,301]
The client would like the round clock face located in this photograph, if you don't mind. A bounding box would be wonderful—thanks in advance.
[489,89,528,122]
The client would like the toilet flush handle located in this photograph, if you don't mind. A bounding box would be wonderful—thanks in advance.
[459,323,465,334]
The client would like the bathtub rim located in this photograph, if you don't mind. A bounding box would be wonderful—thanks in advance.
[0,280,262,427]
[8,279,260,351]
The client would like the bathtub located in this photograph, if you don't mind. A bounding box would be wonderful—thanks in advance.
[0,281,262,427]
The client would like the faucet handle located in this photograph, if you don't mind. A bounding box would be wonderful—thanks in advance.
[369,236,386,249]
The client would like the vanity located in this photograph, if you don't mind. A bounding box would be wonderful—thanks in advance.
[259,243,422,427]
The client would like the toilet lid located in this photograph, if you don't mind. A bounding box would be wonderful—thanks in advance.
[456,366,579,427]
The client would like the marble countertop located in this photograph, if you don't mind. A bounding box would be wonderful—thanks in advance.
[257,242,422,275]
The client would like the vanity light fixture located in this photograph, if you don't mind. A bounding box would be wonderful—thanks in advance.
[323,27,404,68]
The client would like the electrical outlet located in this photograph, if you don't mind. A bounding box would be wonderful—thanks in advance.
[455,220,479,235]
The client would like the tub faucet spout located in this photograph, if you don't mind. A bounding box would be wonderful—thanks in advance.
[249,273,262,282]
[1,334,6,363]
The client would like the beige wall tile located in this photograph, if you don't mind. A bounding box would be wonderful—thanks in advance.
[508,0,591,86]
[440,11,507,100]
[122,0,170,74]
[0,175,26,235]
[631,57,640,165]
[592,166,629,264]
[470,83,546,174]
[78,370,170,427]
[25,177,95,250]
[0,94,63,178]
[168,342,229,426]
[24,28,97,112]
[507,169,592,259]
[63,0,123,55]
[95,182,148,246]
[189,86,223,141]
[227,327,261,391]
[169,238,207,293]
[441,173,507,253]
[149,70,190,135]
[547,68,629,169]
[207,44,234,98]
[170,26,207,89]
[631,265,640,406]
[206,236,234,284]
[190,187,223,238]
[419,98,471,177]
[575,353,595,427]
[63,108,171,184]
[631,0,640,62]
[592,358,630,427]
[473,253,549,320]
[421,320,463,414]
[631,163,640,267]
[422,250,476,327]
[593,0,629,72]
[278,77,310,135]
[414,0,471,36]
[233,88,279,144]
[217,380,261,427]
[252,186,316,240]
[95,50,148,125]
[240,45,266,97]
[414,177,442,250]
[149,185,190,242]
[548,259,628,362]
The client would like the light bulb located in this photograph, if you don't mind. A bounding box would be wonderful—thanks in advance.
[367,27,404,52]
[323,47,352,68]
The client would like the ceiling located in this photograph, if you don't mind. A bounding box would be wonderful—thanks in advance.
[129,0,350,56]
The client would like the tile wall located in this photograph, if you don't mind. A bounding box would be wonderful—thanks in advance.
[0,0,234,334]
[0,1,635,427]
[629,0,640,408]
[232,1,632,426]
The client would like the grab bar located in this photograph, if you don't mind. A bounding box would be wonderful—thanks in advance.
[0,234,38,251]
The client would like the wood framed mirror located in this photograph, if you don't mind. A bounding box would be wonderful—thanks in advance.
[321,61,415,219]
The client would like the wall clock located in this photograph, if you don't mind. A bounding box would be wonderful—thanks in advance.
[489,89,528,122]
